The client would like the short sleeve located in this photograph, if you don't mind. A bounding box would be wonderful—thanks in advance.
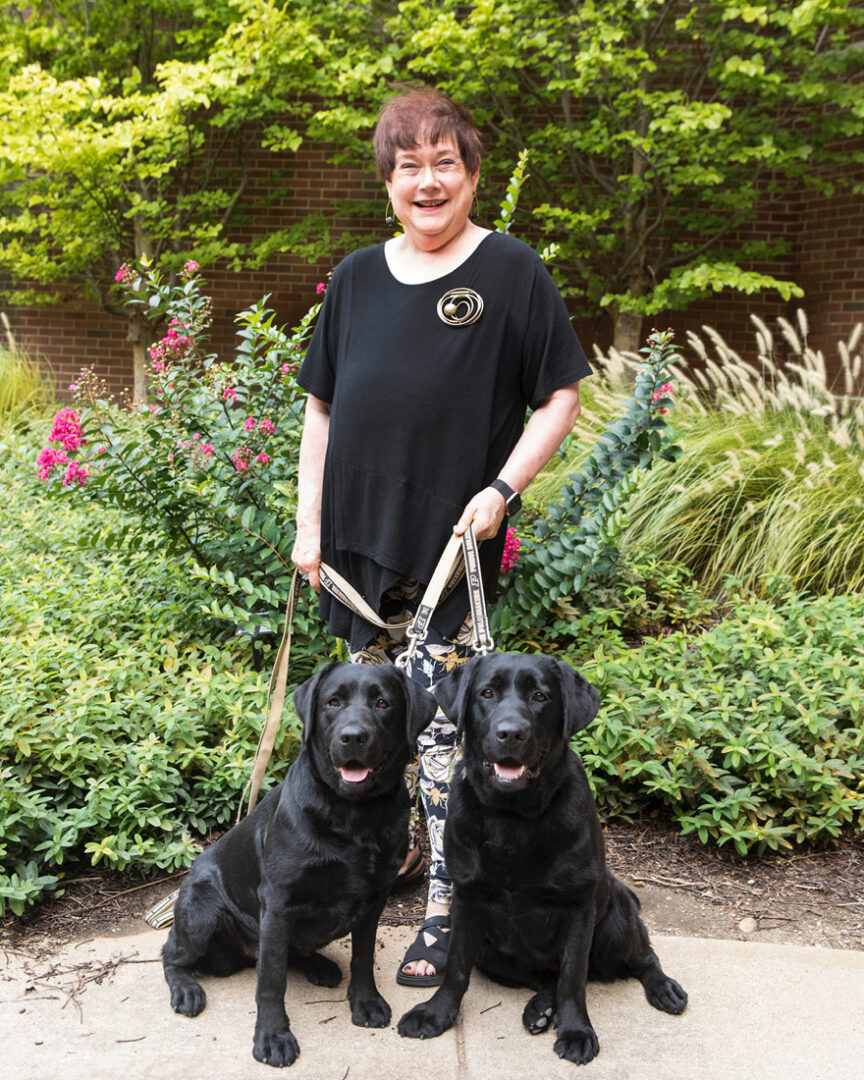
[520,257,592,410]
[296,269,343,403]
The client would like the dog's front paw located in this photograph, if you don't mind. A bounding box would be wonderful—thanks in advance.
[554,1025,599,1066]
[397,1000,457,1040]
[169,981,206,1017]
[645,974,688,1015]
[349,992,391,1029]
[253,1027,300,1068]
[297,951,342,988]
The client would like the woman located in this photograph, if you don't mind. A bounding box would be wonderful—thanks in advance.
[292,87,592,986]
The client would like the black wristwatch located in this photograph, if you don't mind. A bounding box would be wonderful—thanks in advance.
[488,478,522,518]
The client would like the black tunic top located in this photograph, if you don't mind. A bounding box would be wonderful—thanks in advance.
[297,231,592,646]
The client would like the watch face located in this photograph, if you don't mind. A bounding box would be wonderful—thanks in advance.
[508,493,522,517]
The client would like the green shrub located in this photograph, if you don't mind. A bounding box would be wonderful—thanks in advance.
[573,583,864,855]
[0,433,307,915]
[493,329,682,648]
[34,262,330,651]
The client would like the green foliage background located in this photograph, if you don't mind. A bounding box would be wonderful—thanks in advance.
[0,430,303,915]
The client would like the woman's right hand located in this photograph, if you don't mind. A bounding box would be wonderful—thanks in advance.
[291,533,322,592]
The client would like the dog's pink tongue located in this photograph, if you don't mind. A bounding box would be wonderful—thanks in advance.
[340,765,372,783]
[494,761,526,781]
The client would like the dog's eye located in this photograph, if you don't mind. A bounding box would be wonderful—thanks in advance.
[532,692,548,703]
[375,698,390,709]
[326,696,341,707]
[480,688,494,698]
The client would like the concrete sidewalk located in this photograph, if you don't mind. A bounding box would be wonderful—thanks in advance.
[4,924,864,1080]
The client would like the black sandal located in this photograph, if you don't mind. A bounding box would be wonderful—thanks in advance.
[390,846,424,896]
[396,914,450,987]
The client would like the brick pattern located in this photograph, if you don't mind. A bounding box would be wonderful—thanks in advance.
[4,140,862,400]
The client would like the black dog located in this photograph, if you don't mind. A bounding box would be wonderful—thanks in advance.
[162,661,436,1068]
[397,653,687,1066]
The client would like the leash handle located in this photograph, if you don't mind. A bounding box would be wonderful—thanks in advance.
[397,525,494,670]
[461,525,495,655]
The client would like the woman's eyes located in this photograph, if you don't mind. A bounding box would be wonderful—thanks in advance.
[398,160,458,172]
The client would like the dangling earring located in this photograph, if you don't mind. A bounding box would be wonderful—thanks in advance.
[385,199,395,227]
[470,193,480,221]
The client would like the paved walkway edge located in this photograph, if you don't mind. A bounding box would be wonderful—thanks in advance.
[4,926,864,1080]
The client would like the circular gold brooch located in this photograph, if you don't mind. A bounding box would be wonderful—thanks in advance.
[436,287,484,327]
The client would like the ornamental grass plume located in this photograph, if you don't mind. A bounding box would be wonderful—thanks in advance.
[621,311,864,595]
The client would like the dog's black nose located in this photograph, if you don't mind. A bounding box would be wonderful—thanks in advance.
[338,723,369,748]
[494,717,530,745]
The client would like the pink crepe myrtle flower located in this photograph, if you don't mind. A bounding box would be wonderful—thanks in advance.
[114,264,134,285]
[223,386,237,402]
[150,327,193,367]
[182,259,200,276]
[232,448,251,473]
[259,418,275,435]
[651,381,673,415]
[49,407,84,451]
[256,452,270,466]
[62,459,88,486]
[201,442,214,456]
[244,416,257,433]
[316,282,327,295]
[36,446,68,480]
[500,527,521,574]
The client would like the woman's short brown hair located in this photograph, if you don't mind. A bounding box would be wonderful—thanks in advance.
[374,87,483,181]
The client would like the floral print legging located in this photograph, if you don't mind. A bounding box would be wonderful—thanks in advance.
[348,581,474,907]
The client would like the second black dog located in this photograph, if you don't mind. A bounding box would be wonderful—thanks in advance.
[162,661,436,1068]
[397,653,687,1066]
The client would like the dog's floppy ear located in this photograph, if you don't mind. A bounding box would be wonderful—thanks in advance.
[398,670,439,745]
[292,661,340,746]
[555,659,601,738]
[433,655,481,737]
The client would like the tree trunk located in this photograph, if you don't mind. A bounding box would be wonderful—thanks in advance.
[611,309,644,355]
[127,314,151,404]
[130,213,155,403]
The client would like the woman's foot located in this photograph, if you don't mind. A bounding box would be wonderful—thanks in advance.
[397,900,450,984]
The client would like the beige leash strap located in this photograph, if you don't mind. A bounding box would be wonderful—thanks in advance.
[237,568,300,819]
[317,532,465,632]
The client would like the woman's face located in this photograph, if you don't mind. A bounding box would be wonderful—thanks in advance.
[385,136,479,251]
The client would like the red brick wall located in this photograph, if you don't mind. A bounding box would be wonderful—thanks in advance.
[5,140,863,400]
[3,139,382,401]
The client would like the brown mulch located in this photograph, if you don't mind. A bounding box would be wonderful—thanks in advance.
[603,816,864,950]
[3,815,862,953]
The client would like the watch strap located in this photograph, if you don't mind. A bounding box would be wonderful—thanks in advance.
[489,478,522,515]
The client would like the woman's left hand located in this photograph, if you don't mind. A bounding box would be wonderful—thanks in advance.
[453,486,507,542]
